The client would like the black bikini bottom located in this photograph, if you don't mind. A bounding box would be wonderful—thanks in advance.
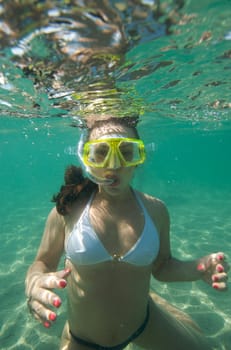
[70,304,150,350]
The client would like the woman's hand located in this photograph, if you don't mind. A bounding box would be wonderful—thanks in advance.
[197,252,229,291]
[26,268,71,328]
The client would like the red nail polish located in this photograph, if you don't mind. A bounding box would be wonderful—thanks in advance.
[217,254,223,261]
[217,265,224,273]
[44,321,51,328]
[53,298,61,308]
[213,283,219,289]
[59,280,67,288]
[212,275,219,282]
[49,312,57,321]
[197,263,205,271]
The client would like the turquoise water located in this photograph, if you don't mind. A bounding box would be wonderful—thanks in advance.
[1,1,231,349]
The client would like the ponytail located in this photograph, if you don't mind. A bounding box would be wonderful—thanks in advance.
[52,165,97,215]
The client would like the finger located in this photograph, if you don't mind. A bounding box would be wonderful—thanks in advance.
[33,288,62,308]
[29,288,62,311]
[216,264,224,273]
[215,263,230,275]
[30,299,57,327]
[212,281,228,291]
[41,269,71,290]
[29,299,49,322]
[214,254,230,272]
[215,253,230,271]
[212,272,228,283]
[216,252,225,262]
[55,268,71,279]
[197,263,206,272]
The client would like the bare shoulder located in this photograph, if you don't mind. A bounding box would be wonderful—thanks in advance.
[42,207,68,242]
[137,191,168,215]
[136,191,170,232]
[46,206,66,228]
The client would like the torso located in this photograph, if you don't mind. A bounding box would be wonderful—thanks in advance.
[65,189,160,266]
[63,188,161,346]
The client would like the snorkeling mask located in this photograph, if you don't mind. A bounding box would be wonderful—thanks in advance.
[78,133,146,185]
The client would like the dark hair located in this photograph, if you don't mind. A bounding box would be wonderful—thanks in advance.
[52,165,97,216]
[87,116,140,138]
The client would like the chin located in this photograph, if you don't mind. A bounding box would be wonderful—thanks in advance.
[102,182,130,196]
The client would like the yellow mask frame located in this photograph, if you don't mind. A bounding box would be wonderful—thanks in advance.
[82,137,146,168]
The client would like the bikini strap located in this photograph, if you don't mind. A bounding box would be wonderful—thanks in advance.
[133,190,149,218]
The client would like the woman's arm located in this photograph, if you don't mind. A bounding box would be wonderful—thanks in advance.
[25,207,71,327]
[150,199,229,291]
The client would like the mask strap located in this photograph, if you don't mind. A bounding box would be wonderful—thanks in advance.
[98,133,128,140]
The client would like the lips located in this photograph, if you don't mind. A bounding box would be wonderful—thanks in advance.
[105,174,120,186]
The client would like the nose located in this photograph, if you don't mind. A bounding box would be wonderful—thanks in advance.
[107,151,121,169]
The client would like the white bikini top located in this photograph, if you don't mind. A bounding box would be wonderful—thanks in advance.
[65,191,160,266]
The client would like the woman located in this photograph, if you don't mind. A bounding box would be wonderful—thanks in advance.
[25,117,229,350]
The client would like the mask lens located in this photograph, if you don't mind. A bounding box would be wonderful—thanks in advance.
[119,141,141,163]
[86,142,110,166]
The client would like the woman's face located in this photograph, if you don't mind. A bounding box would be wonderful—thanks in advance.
[88,124,138,195]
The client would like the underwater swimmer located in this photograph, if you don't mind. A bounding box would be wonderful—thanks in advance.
[25,117,229,350]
